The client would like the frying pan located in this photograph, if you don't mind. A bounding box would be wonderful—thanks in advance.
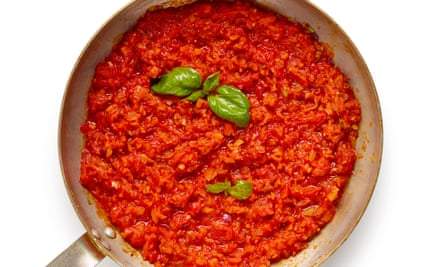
[49,0,383,266]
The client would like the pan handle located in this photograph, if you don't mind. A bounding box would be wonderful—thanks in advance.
[47,233,105,267]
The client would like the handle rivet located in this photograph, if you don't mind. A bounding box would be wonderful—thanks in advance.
[104,227,116,239]
[91,229,100,240]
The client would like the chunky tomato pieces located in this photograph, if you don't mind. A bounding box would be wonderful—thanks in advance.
[80,0,361,266]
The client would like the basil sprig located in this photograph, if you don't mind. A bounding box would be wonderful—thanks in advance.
[151,67,250,127]
[205,180,253,200]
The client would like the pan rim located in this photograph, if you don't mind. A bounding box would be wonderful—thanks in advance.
[58,0,383,266]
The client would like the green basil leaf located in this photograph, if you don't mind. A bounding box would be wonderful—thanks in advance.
[203,72,220,93]
[185,90,205,102]
[228,180,253,200]
[205,180,231,194]
[207,85,250,127]
[151,67,202,97]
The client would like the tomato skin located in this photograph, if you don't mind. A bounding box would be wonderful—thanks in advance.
[80,1,361,266]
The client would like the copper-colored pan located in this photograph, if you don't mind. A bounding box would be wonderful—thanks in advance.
[49,0,383,266]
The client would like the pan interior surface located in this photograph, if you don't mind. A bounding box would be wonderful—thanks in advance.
[59,0,382,266]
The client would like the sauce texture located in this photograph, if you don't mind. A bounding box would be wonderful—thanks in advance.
[80,0,361,266]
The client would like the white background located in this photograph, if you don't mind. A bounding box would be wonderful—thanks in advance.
[1,0,444,266]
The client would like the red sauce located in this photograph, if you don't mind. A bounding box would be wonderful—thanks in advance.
[80,1,361,266]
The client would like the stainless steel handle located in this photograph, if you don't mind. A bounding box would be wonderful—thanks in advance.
[47,233,105,267]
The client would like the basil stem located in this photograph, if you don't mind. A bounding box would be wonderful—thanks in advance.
[208,85,250,127]
[151,67,202,97]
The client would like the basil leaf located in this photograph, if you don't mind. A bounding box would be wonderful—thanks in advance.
[203,72,220,93]
[228,180,252,200]
[185,90,205,102]
[151,67,202,97]
[205,180,231,194]
[208,85,250,127]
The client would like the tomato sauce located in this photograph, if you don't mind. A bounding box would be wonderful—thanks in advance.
[80,0,361,266]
